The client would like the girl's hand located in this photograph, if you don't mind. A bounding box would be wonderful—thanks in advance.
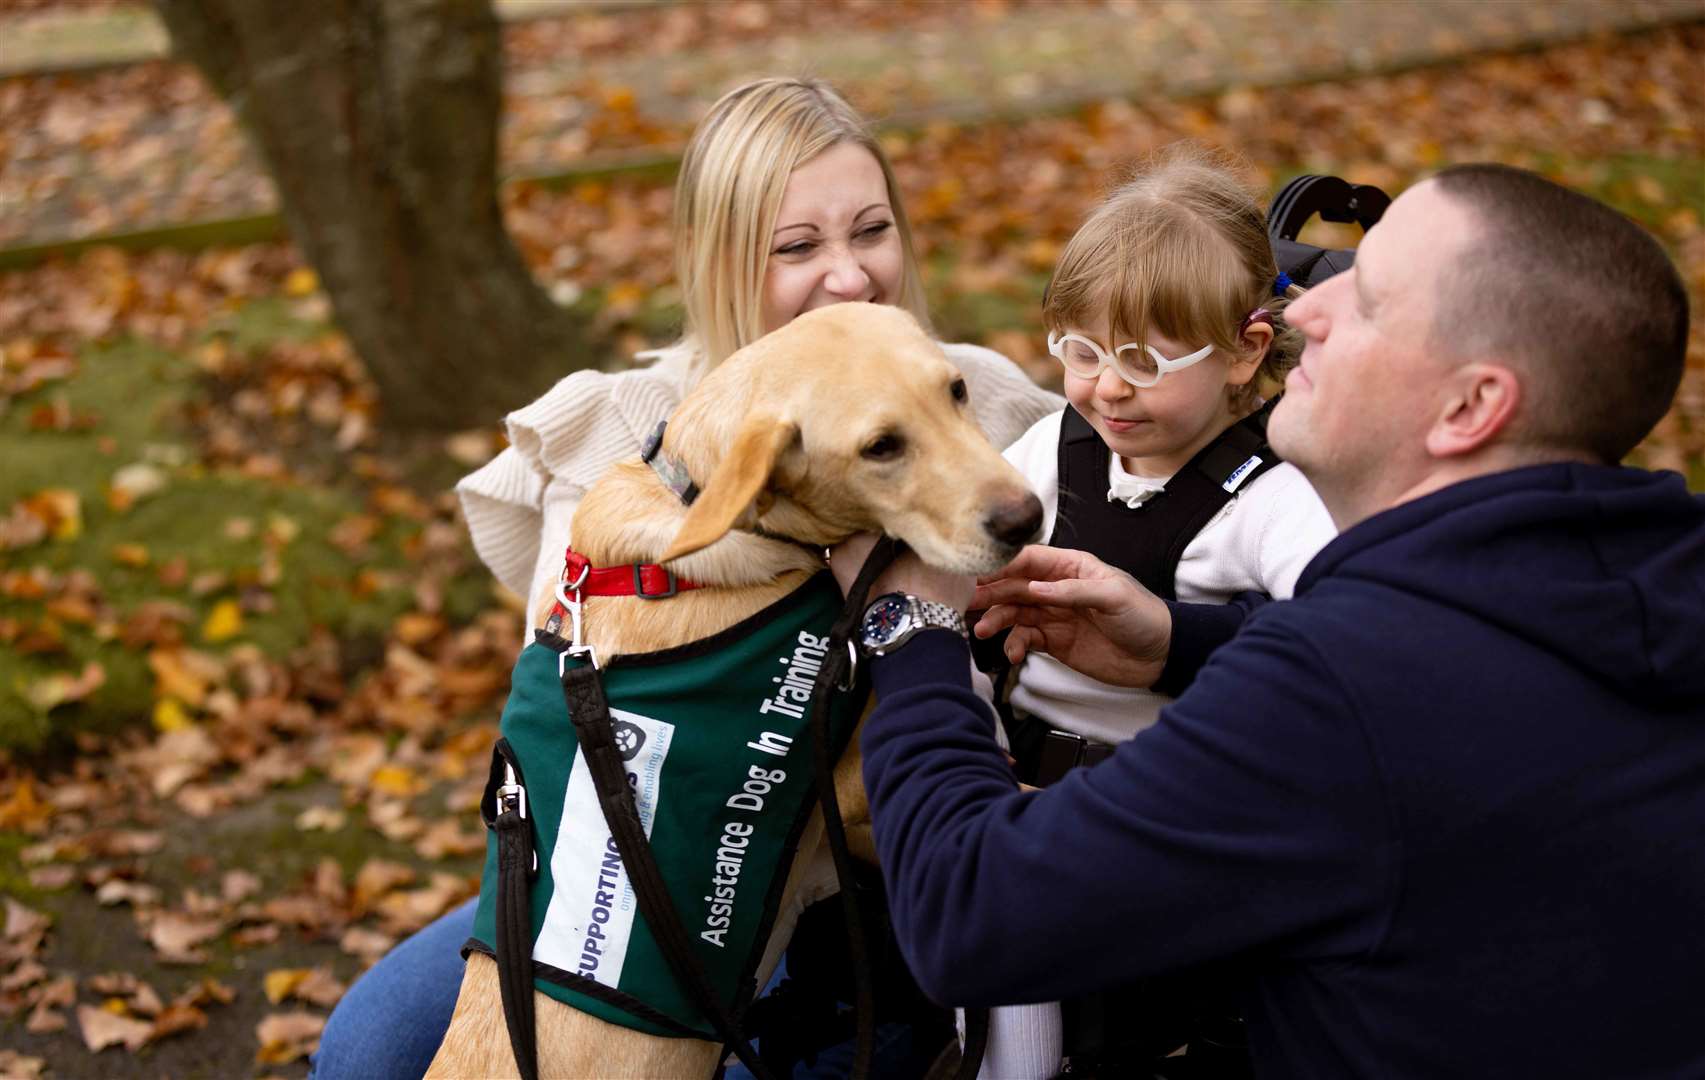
[972,545,1172,688]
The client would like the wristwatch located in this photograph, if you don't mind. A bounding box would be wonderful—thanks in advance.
[857,592,969,657]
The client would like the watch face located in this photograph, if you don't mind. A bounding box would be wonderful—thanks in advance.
[861,594,910,647]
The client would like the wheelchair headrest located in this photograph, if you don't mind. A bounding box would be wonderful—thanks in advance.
[1267,175,1392,290]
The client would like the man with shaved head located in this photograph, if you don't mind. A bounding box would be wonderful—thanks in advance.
[835,165,1702,1077]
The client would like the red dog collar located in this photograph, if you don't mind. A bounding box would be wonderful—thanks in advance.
[560,548,701,600]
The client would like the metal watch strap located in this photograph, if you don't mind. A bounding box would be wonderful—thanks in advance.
[910,596,968,638]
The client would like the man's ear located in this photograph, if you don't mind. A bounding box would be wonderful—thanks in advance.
[1426,363,1521,458]
[660,413,798,564]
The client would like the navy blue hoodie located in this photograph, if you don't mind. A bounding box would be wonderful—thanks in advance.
[861,463,1705,1078]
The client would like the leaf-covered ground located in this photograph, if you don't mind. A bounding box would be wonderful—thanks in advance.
[1,5,1702,1077]
[3,0,1699,250]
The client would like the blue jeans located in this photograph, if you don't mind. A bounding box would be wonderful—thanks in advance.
[309,898,897,1079]
[310,898,475,1080]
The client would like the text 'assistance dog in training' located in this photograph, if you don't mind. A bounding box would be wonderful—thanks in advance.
[426,302,1044,1079]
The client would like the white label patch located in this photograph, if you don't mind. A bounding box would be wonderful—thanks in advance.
[1221,454,1263,493]
[533,708,674,987]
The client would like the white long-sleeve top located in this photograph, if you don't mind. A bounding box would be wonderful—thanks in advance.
[457,341,1064,627]
[1002,407,1337,744]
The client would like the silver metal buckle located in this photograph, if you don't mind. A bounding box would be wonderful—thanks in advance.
[559,642,600,674]
[496,762,528,821]
[835,639,859,692]
[495,762,537,872]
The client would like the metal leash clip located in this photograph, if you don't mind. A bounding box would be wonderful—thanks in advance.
[554,563,600,671]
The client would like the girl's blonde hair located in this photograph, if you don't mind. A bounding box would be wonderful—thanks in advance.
[1042,144,1303,400]
[672,77,932,377]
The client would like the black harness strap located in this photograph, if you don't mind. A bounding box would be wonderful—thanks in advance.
[1050,397,1283,601]
[496,818,538,1080]
[484,739,540,1080]
[561,662,775,1080]
[808,537,989,1080]
[959,1005,990,1079]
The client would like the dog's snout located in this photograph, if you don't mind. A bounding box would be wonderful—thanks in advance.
[984,492,1044,549]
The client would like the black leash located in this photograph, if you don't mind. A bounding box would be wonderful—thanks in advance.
[562,662,778,1080]
[490,745,540,1080]
[960,1006,990,1079]
[802,535,989,1080]
[805,535,905,1080]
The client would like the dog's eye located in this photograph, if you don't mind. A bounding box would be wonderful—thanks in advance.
[950,378,968,404]
[861,433,905,461]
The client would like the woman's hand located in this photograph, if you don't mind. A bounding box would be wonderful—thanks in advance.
[829,533,976,613]
[972,545,1172,688]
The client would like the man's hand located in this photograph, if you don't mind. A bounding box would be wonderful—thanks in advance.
[829,533,976,612]
[972,545,1171,689]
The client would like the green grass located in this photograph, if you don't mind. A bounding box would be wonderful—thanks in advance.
[925,254,1054,344]
[1544,151,1705,232]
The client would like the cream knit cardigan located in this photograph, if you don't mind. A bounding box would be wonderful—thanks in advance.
[457,340,1064,624]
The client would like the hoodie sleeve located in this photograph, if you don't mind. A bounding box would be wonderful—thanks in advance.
[1151,591,1270,697]
[861,613,1398,1007]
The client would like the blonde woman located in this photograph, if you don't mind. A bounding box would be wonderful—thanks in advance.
[457,77,1058,632]
[311,77,1061,1080]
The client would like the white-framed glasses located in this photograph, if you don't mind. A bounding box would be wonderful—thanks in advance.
[1046,331,1215,388]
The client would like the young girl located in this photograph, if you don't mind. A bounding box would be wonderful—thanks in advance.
[978,146,1338,1078]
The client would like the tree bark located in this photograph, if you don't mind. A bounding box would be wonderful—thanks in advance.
[154,0,584,431]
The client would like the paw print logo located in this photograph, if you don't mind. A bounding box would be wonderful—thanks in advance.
[612,721,647,762]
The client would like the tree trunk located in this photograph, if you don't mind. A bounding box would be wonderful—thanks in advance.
[155,0,584,431]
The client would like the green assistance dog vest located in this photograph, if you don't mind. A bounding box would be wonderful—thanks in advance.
[466,572,864,1040]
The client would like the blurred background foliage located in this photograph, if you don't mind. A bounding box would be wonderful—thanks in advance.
[0,2,1701,1074]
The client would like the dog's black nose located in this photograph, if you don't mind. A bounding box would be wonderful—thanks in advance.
[984,492,1044,548]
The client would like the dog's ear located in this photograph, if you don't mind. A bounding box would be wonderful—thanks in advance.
[660,413,797,564]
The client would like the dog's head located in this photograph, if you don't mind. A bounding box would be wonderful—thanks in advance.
[658,303,1042,575]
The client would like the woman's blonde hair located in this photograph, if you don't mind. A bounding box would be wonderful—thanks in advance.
[672,77,931,377]
[1043,144,1303,400]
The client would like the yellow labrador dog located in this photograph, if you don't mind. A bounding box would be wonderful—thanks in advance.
[426,302,1041,1079]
